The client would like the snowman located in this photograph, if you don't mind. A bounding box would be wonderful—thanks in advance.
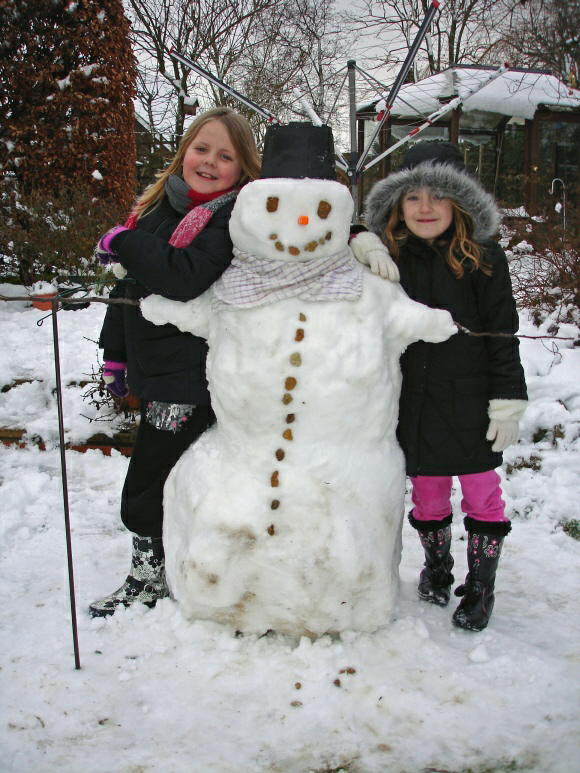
[141,123,456,637]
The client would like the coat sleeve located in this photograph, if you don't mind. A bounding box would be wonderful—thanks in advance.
[98,281,127,362]
[477,242,527,401]
[109,209,233,300]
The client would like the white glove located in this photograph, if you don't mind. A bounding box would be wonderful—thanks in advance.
[486,399,527,452]
[350,231,400,281]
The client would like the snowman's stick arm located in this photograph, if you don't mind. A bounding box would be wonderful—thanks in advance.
[456,324,575,341]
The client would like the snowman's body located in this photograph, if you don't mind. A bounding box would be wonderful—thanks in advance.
[142,178,456,636]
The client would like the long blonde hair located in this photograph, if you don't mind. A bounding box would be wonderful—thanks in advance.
[131,107,260,220]
[383,196,490,278]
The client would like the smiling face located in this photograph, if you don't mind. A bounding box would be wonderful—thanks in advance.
[182,119,242,194]
[229,178,353,261]
[401,187,454,242]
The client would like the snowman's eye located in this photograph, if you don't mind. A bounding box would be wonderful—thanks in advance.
[266,197,279,213]
[317,201,332,219]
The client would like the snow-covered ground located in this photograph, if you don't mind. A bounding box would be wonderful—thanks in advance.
[1,281,579,773]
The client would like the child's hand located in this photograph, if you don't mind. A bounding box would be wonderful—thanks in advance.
[94,225,128,265]
[486,399,527,452]
[102,360,129,398]
[350,232,400,281]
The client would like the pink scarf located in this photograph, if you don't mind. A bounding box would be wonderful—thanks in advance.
[168,189,238,247]
[124,185,238,248]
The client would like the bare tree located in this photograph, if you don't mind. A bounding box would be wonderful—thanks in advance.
[124,0,352,144]
[494,0,579,83]
[125,0,279,143]
[344,0,509,79]
[274,0,348,120]
[194,0,307,133]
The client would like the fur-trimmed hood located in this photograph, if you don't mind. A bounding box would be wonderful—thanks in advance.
[364,159,501,242]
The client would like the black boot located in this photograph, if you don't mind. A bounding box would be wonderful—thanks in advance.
[89,535,169,618]
[409,513,455,607]
[452,517,511,632]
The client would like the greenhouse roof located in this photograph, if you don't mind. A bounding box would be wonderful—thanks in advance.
[358,66,580,122]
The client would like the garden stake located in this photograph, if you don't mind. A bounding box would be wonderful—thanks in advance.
[49,296,81,670]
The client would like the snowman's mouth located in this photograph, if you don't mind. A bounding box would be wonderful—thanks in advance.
[268,231,333,256]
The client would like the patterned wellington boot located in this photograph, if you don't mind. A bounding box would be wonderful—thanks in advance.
[89,535,169,618]
[408,513,455,607]
[452,517,511,631]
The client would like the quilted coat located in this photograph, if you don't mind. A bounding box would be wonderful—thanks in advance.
[364,145,527,475]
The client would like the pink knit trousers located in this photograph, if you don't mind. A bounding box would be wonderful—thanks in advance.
[410,470,508,523]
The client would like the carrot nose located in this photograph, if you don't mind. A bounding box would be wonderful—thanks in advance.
[297,215,309,225]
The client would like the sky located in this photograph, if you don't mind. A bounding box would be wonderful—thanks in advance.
[0,233,579,771]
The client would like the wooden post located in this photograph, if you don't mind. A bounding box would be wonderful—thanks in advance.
[524,117,540,214]
[449,107,461,144]
[493,116,510,198]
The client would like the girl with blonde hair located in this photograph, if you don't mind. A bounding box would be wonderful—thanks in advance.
[89,107,260,617]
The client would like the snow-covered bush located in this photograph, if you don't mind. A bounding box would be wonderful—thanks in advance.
[0,184,124,284]
[503,214,579,327]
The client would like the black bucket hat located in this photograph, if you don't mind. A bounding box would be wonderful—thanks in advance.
[260,122,336,181]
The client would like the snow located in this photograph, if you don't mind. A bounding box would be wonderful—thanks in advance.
[501,206,530,218]
[79,65,98,78]
[512,240,535,253]
[1,276,579,772]
[56,75,72,91]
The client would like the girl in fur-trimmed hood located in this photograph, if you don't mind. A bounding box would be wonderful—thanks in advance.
[360,140,527,632]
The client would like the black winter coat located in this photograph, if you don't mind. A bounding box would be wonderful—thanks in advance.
[99,195,235,404]
[396,236,527,476]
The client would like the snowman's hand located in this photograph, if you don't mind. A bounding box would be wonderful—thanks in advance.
[350,231,400,281]
[141,294,210,338]
[421,309,458,343]
[141,294,182,327]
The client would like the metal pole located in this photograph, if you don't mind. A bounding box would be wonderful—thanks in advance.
[292,87,323,126]
[347,59,359,218]
[50,298,81,670]
[169,48,280,124]
[355,0,441,175]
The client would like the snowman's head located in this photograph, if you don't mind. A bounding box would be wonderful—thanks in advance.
[229,177,354,262]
